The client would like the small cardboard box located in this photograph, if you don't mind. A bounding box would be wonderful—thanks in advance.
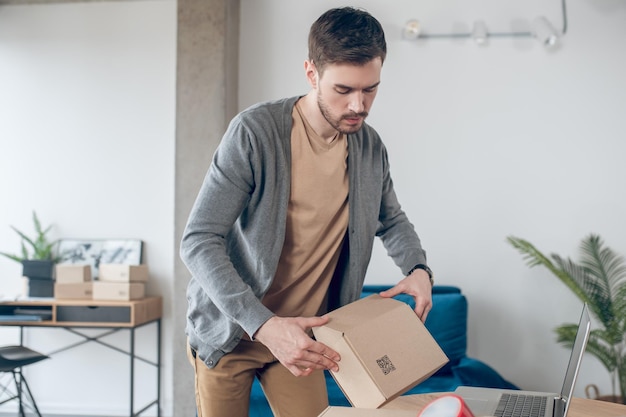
[55,264,92,284]
[92,282,145,301]
[312,295,448,409]
[318,407,417,417]
[54,282,93,299]
[98,264,148,282]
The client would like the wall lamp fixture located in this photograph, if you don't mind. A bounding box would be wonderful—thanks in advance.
[402,0,567,48]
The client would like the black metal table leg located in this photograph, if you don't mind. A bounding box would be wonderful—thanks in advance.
[130,327,135,417]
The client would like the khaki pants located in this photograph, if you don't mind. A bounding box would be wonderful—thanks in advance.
[187,339,329,417]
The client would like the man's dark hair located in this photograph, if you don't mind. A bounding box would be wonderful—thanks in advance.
[308,7,387,74]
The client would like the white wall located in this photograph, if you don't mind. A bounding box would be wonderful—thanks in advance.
[240,0,626,400]
[0,1,176,415]
[1,0,625,415]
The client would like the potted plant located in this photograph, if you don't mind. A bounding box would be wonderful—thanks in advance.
[507,234,626,404]
[0,211,59,296]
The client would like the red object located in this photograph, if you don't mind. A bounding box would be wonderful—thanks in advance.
[418,394,476,417]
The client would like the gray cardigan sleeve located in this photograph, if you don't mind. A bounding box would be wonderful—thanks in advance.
[375,140,427,274]
[180,114,276,338]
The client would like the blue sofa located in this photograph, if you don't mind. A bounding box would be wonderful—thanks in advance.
[250,285,517,416]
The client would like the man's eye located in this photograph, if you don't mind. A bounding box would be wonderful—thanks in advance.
[336,89,350,95]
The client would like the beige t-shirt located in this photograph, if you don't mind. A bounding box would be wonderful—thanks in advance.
[262,100,349,318]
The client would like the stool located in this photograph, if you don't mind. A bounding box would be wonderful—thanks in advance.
[0,345,49,417]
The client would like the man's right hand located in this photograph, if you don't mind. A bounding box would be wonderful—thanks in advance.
[253,315,341,377]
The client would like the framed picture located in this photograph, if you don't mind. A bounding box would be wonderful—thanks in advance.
[56,239,143,279]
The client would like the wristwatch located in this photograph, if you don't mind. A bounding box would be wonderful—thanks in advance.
[407,263,434,286]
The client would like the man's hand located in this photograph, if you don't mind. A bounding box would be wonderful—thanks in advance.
[379,269,433,322]
[253,315,341,377]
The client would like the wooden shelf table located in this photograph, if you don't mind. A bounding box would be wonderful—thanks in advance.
[0,296,162,417]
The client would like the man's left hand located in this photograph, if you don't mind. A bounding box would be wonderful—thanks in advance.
[378,269,433,322]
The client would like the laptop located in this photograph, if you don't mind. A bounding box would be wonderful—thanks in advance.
[455,303,591,417]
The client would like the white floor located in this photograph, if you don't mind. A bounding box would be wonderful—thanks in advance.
[0,414,116,417]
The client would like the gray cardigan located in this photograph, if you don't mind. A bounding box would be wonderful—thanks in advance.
[180,96,426,368]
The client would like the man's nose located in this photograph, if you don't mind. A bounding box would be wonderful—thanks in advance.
[348,92,365,113]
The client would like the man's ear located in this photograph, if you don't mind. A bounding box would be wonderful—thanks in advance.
[304,60,318,89]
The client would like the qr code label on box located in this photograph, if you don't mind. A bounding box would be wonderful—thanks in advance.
[376,355,396,375]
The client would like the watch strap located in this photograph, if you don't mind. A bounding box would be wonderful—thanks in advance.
[407,263,434,286]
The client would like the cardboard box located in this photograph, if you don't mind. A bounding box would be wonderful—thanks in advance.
[312,295,448,409]
[92,282,145,301]
[382,393,439,411]
[55,264,92,284]
[54,282,93,299]
[98,264,148,282]
[318,407,417,417]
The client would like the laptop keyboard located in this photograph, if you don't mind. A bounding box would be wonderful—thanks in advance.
[495,393,548,417]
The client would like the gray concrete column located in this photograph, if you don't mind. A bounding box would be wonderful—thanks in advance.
[174,0,239,415]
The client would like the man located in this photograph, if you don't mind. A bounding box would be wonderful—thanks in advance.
[180,7,433,417]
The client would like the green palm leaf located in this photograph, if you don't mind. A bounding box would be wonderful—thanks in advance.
[557,325,616,372]
[508,234,626,402]
[0,211,57,263]
[507,237,591,304]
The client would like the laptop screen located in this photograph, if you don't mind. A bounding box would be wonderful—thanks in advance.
[559,303,591,417]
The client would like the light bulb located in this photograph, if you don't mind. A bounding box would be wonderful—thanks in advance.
[403,19,421,40]
[472,20,488,45]
[532,16,559,48]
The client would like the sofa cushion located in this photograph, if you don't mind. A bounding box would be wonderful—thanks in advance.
[425,292,468,367]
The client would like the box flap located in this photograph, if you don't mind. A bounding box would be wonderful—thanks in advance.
[320,294,400,331]
[314,321,387,408]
